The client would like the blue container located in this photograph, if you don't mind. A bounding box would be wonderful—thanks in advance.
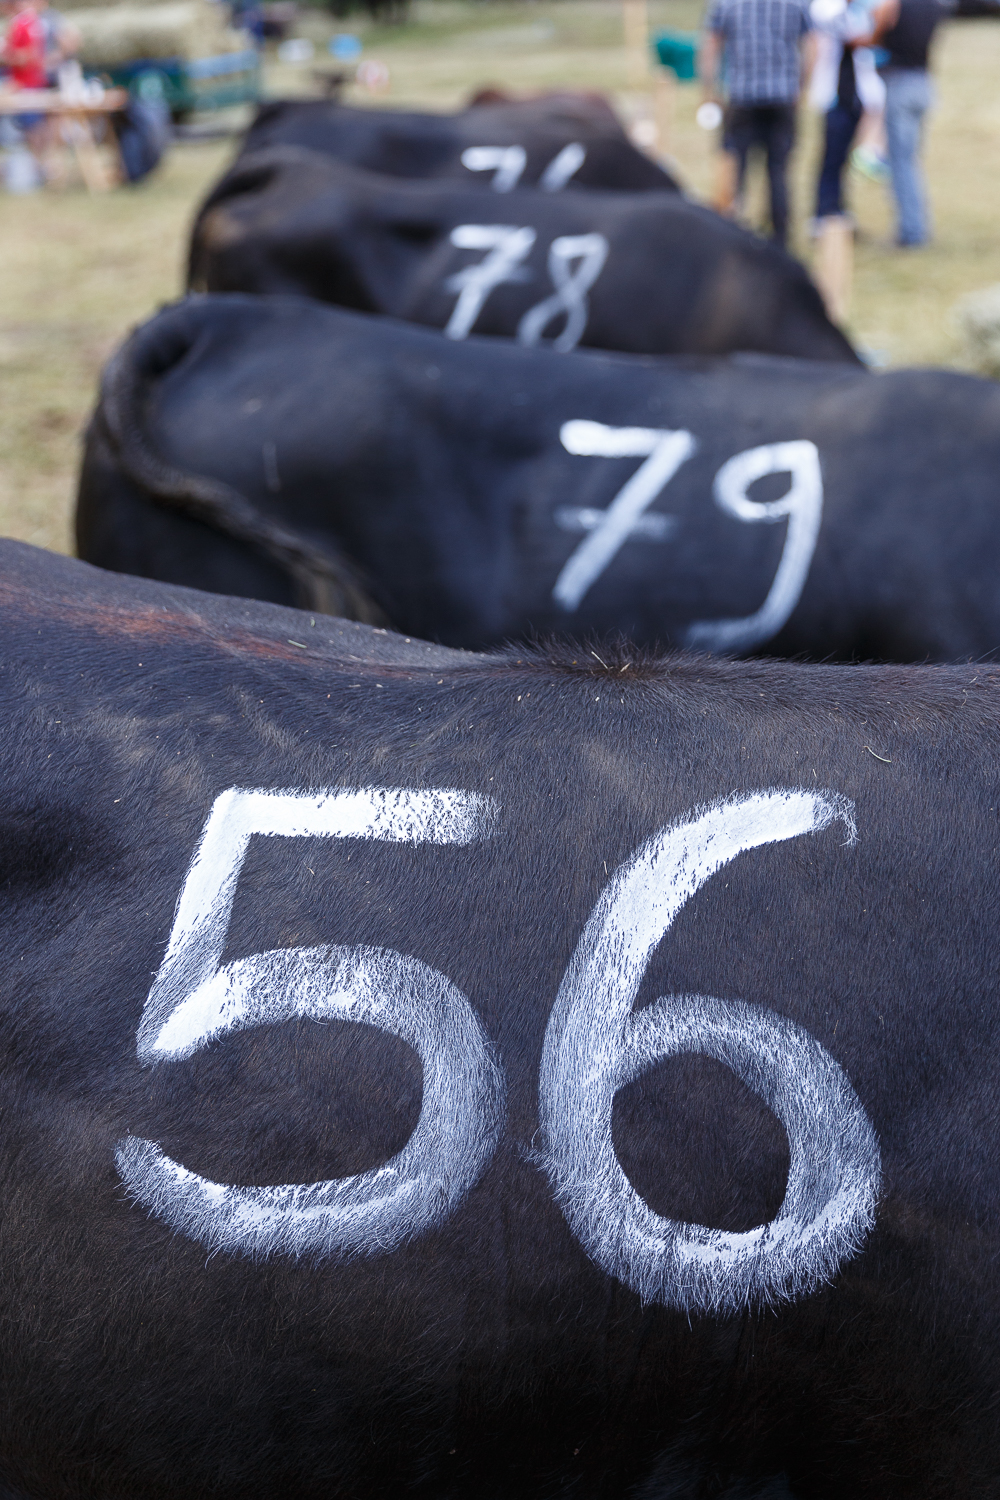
[330,33,362,61]
[654,29,699,80]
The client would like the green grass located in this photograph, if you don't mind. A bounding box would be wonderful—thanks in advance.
[0,136,231,553]
[1,1,998,557]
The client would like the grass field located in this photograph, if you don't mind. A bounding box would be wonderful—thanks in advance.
[1,0,998,558]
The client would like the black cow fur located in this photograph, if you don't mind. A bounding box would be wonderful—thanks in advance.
[186,151,857,363]
[237,93,681,193]
[0,540,998,1498]
[77,295,1000,661]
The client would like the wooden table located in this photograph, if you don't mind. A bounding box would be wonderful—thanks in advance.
[0,88,128,192]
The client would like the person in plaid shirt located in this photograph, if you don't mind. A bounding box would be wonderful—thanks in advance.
[701,0,817,245]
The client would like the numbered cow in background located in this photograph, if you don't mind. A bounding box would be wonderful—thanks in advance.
[1,537,998,1499]
[78,295,1000,662]
[238,90,681,193]
[187,150,857,363]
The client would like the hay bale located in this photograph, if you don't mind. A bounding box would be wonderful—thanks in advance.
[59,0,201,12]
[71,0,249,66]
[955,284,1000,379]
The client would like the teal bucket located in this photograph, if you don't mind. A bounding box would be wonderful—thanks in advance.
[653,29,699,80]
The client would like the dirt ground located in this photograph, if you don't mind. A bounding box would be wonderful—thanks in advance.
[1,0,998,558]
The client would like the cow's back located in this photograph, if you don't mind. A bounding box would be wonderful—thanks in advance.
[0,541,998,1499]
[76,296,1000,662]
[239,95,680,192]
[187,153,858,364]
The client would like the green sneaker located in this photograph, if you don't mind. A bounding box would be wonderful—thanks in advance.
[851,146,890,182]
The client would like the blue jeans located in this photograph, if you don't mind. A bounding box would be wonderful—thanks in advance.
[816,99,863,219]
[884,69,933,246]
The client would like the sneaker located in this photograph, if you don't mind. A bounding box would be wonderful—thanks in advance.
[851,145,889,182]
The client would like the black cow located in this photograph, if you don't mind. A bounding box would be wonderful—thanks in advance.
[237,92,681,193]
[187,151,857,362]
[78,295,1000,662]
[1,537,999,1500]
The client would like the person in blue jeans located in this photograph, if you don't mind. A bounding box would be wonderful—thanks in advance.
[809,0,885,223]
[869,0,950,246]
[815,42,863,219]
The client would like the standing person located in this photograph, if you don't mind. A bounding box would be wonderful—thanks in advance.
[1,0,49,172]
[808,0,879,322]
[40,5,81,87]
[700,0,817,247]
[810,0,884,222]
[870,0,949,246]
[1,0,46,92]
[812,14,864,221]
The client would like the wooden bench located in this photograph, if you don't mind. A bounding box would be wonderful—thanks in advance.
[0,87,129,192]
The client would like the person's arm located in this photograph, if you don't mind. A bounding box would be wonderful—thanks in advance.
[866,0,900,41]
[51,15,81,60]
[799,26,819,88]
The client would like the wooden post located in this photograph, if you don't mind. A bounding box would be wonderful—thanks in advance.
[654,68,674,160]
[623,0,649,86]
[813,215,854,326]
[66,112,117,192]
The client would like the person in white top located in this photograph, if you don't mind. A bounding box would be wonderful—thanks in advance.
[810,0,887,223]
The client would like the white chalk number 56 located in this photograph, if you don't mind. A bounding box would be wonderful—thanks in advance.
[117,783,881,1314]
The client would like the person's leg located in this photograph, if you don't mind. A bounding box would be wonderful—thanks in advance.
[27,114,57,173]
[909,71,933,241]
[885,70,932,245]
[852,54,887,170]
[816,101,862,219]
[765,103,796,245]
[854,109,883,151]
[712,147,740,216]
[722,103,754,218]
[12,112,47,186]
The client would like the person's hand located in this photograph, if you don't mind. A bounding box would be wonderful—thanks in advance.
[868,0,900,41]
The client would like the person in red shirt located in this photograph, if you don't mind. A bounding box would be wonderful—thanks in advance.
[2,0,47,90]
[2,0,51,172]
